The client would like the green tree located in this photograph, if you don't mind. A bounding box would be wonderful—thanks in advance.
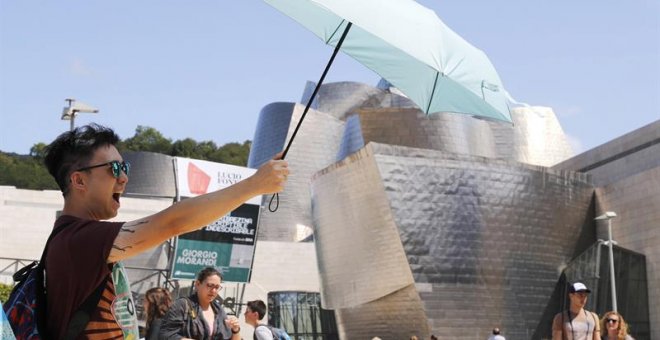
[119,126,172,154]
[171,138,198,158]
[29,142,48,160]
[210,140,251,166]
[0,152,58,190]
[0,282,12,302]
[0,125,251,190]
[194,140,218,160]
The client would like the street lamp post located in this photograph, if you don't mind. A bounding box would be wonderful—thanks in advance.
[61,98,99,131]
[595,211,618,312]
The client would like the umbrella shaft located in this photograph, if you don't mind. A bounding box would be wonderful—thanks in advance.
[281,22,353,159]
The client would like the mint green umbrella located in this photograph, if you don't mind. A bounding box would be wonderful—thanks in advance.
[265,0,512,211]
[266,0,512,123]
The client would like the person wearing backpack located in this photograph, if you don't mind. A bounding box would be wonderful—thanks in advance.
[244,299,291,340]
[244,300,273,340]
[160,267,240,340]
[22,124,288,339]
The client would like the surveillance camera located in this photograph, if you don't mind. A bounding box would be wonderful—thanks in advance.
[70,101,99,114]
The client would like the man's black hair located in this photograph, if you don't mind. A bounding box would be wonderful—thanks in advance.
[44,124,120,196]
[246,300,267,320]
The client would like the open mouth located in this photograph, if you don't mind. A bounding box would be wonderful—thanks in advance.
[112,193,121,204]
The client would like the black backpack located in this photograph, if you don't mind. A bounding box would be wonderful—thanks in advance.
[2,225,105,340]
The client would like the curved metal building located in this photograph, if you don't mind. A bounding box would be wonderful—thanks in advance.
[311,143,593,339]
[247,81,589,339]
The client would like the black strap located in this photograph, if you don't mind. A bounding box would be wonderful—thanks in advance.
[31,225,71,339]
[183,297,196,339]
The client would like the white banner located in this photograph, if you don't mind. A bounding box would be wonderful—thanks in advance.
[175,157,260,204]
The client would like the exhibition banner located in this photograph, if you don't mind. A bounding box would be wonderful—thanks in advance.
[170,157,261,282]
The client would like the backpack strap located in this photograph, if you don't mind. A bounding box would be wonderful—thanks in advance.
[30,224,72,338]
[184,297,197,320]
[180,297,197,338]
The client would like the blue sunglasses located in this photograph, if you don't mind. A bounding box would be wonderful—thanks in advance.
[76,160,130,178]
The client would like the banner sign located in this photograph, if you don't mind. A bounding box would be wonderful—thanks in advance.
[171,157,261,282]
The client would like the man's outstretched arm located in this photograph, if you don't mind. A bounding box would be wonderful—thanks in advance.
[107,156,288,263]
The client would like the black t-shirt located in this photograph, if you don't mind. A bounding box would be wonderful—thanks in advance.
[45,215,123,339]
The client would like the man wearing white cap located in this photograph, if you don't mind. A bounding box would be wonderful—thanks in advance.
[552,282,601,340]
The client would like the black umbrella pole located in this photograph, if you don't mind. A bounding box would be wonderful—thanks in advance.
[269,22,353,213]
[281,22,353,159]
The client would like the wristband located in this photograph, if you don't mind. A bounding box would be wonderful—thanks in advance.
[232,327,241,334]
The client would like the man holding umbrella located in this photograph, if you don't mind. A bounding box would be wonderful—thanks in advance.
[41,124,289,339]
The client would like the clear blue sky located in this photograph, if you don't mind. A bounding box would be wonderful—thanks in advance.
[1,1,658,155]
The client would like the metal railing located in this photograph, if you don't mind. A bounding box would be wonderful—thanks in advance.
[0,257,37,283]
[0,257,177,293]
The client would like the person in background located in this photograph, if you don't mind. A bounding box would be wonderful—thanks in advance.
[244,299,274,340]
[42,124,288,339]
[160,267,240,339]
[487,327,506,340]
[600,311,635,340]
[552,282,600,340]
[143,287,172,340]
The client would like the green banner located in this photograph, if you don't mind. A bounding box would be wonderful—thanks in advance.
[170,203,260,282]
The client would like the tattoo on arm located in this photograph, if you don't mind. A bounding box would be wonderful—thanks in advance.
[120,226,136,233]
[112,245,133,252]
[123,220,148,228]
[120,220,149,233]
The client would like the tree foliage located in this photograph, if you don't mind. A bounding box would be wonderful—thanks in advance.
[0,152,59,190]
[0,126,251,190]
[118,126,173,154]
[0,282,12,303]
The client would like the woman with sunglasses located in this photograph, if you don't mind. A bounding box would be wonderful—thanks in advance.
[160,267,241,339]
[600,311,635,340]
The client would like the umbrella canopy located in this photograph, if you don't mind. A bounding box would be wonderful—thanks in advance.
[265,0,512,123]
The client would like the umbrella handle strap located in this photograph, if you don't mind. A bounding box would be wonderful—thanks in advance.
[268,193,279,212]
[269,22,353,213]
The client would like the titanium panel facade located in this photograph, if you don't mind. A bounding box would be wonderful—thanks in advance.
[554,120,660,339]
[250,82,576,245]
[300,81,418,120]
[247,81,658,339]
[122,151,177,199]
[346,105,574,167]
[248,102,344,242]
[311,143,594,339]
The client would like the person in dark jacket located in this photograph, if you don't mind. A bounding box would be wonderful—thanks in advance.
[143,287,172,340]
[160,267,240,339]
